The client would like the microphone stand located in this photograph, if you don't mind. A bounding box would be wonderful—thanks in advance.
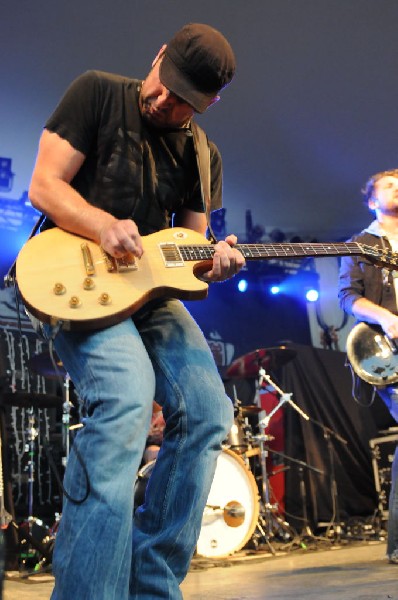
[262,366,348,544]
[263,446,327,549]
[257,365,310,428]
[254,367,332,549]
[305,418,348,543]
[252,366,314,552]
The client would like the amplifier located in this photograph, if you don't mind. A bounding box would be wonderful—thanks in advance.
[369,431,398,521]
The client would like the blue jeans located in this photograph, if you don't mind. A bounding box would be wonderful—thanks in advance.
[44,299,233,599]
[375,386,398,561]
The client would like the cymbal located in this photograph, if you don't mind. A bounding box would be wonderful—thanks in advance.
[1,392,62,409]
[226,346,296,379]
[28,352,66,379]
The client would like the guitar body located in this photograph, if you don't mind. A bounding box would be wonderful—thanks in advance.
[346,322,398,385]
[16,227,210,331]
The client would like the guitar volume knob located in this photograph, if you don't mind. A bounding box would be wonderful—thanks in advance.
[53,283,66,295]
[83,277,95,290]
[69,296,81,308]
[99,293,111,306]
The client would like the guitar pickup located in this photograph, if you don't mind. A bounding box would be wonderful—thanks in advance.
[101,249,137,273]
[159,243,184,267]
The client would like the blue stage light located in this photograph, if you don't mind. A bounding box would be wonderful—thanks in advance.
[270,285,280,295]
[237,278,248,293]
[306,289,319,302]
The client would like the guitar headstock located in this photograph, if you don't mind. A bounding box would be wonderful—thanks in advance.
[360,243,398,270]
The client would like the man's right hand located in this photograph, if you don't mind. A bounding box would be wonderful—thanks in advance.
[352,297,398,339]
[379,312,398,339]
[99,219,144,259]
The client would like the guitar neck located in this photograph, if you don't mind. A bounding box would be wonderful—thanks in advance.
[179,241,365,262]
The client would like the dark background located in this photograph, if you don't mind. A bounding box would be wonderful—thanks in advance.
[2,0,398,247]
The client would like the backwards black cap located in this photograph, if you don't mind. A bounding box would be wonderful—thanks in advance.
[159,23,236,113]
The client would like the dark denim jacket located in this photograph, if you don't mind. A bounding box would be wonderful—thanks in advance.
[338,227,397,316]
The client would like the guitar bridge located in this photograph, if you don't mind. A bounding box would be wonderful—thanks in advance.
[101,249,137,273]
[159,243,184,267]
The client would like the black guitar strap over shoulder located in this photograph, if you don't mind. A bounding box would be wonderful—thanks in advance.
[191,121,218,244]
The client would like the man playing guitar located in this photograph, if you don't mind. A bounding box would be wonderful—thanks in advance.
[338,168,398,565]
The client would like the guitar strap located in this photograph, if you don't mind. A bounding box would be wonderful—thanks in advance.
[191,122,218,244]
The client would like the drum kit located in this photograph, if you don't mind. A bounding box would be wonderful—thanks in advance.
[195,347,347,557]
[136,344,302,559]
[196,345,300,558]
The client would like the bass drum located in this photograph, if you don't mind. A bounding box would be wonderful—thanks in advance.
[196,448,259,558]
[134,448,259,559]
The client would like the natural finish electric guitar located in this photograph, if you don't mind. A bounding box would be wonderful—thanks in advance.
[15,227,398,331]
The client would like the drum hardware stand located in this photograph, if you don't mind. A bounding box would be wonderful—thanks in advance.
[228,385,255,456]
[62,374,73,468]
[249,433,287,555]
[247,368,302,554]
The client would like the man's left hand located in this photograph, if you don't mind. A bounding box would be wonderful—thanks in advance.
[201,235,245,282]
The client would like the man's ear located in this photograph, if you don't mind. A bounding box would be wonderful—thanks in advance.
[368,197,379,211]
[152,44,167,67]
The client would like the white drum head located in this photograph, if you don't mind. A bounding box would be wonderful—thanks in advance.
[196,448,259,558]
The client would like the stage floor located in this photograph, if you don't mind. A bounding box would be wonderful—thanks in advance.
[3,539,397,599]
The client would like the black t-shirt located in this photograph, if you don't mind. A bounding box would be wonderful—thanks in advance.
[45,70,223,235]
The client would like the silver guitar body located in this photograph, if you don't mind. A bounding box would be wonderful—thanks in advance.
[346,322,398,386]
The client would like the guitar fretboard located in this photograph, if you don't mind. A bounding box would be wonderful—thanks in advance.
[178,241,374,262]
